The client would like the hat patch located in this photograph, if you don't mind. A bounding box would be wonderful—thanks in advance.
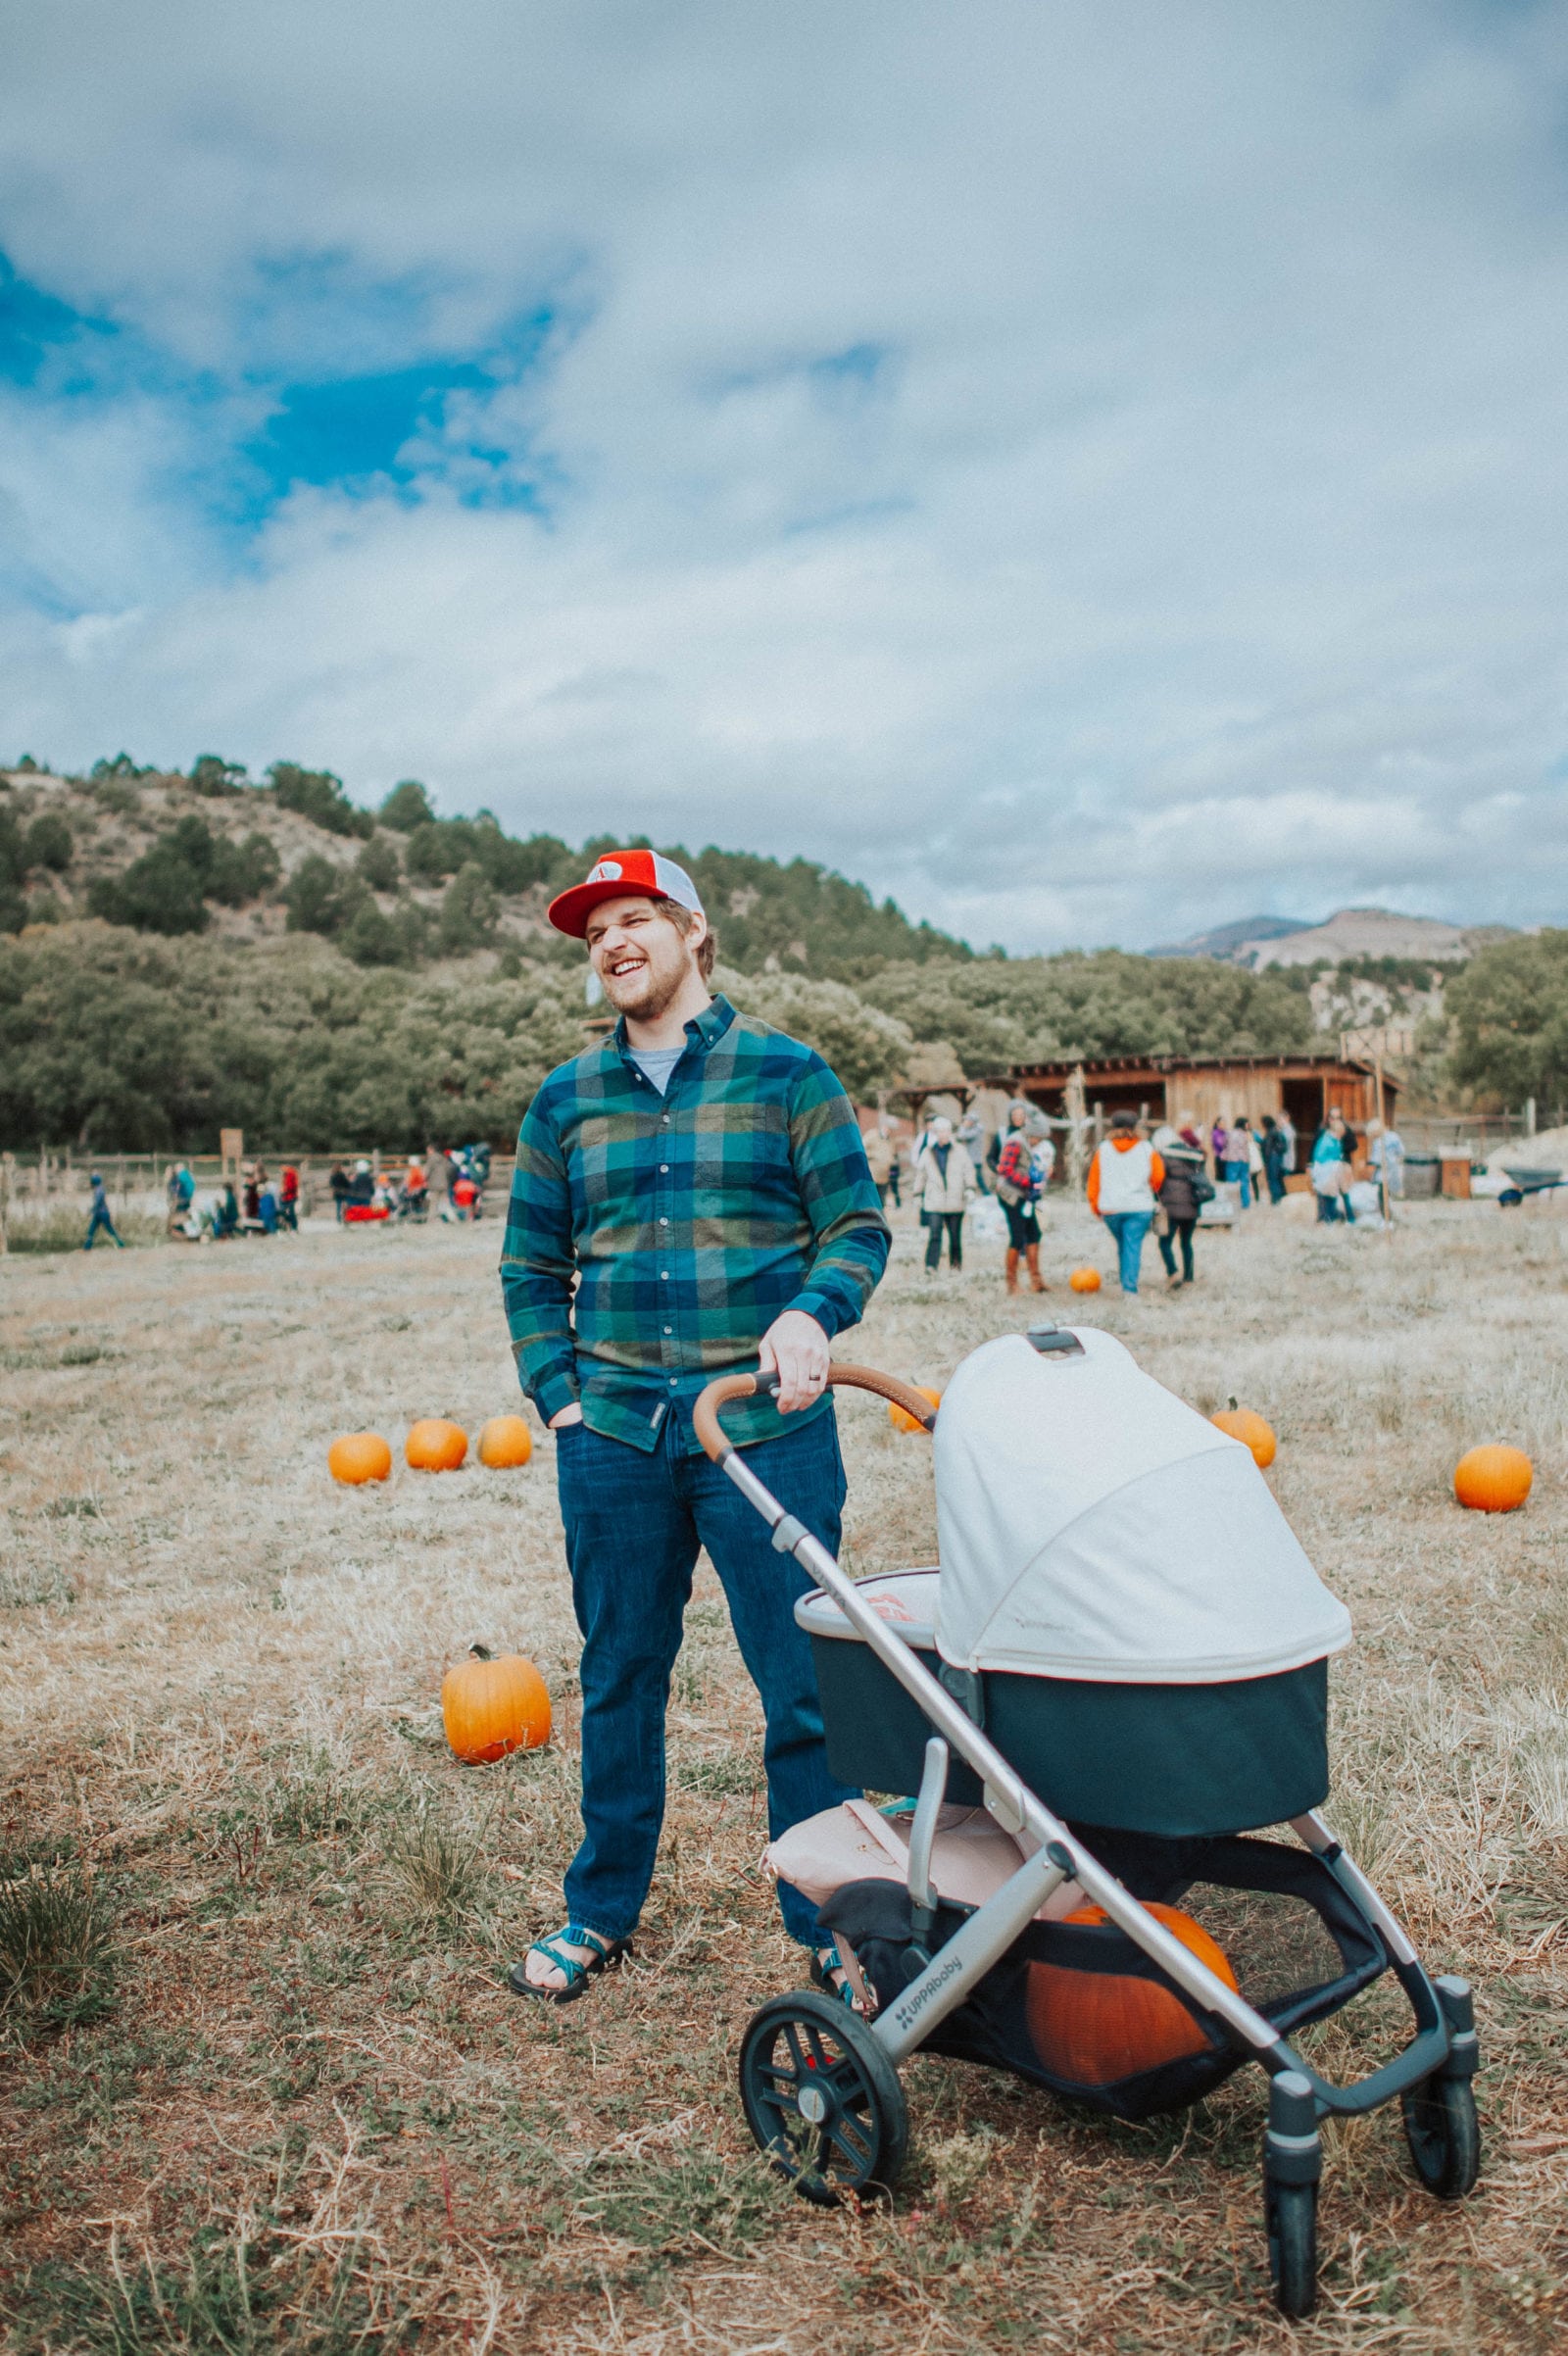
[588,859,623,883]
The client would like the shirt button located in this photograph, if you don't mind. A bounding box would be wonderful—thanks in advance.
[661,1271,669,1280]
[663,1325,672,1334]
[659,1216,669,1226]
[660,1164,669,1173]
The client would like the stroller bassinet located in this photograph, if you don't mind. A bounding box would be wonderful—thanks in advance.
[692,1330,1482,2322]
[798,1326,1350,1837]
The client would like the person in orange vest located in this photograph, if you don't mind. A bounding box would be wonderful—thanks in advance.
[1086,1110,1165,1296]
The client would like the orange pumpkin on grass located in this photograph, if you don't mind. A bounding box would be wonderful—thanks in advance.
[406,1418,468,1472]
[888,1386,942,1436]
[1026,1902,1238,2086]
[1453,1444,1532,1513]
[327,1432,392,1486]
[441,1645,552,1763]
[1068,1266,1102,1295]
[1210,1399,1277,1469]
[478,1415,533,1468]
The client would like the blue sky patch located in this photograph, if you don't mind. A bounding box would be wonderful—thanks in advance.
[0,255,122,392]
[242,362,495,491]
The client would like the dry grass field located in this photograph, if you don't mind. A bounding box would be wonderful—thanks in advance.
[2,1195,1565,2354]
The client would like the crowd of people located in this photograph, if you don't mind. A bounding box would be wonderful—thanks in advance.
[132,1143,491,1245]
[856,1099,1405,1301]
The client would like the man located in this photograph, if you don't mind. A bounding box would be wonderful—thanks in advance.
[500,848,890,2002]
[1086,1109,1164,1295]
[1259,1115,1289,1204]
[83,1170,123,1251]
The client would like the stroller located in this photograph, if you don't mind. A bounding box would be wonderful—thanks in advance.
[693,1325,1481,2320]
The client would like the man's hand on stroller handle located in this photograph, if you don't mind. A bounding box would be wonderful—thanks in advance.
[758,1310,830,1413]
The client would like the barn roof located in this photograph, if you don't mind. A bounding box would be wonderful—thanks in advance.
[992,1051,1392,1084]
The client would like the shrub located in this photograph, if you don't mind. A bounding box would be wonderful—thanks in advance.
[438,861,500,953]
[91,776,141,815]
[357,833,402,891]
[88,834,211,935]
[24,812,73,871]
[404,817,470,883]
[207,831,281,908]
[188,753,247,796]
[338,898,417,967]
[284,854,366,937]
[0,810,24,933]
[379,777,435,831]
[266,761,374,839]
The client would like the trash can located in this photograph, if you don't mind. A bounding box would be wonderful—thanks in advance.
[1402,1153,1440,1200]
[1440,1153,1472,1200]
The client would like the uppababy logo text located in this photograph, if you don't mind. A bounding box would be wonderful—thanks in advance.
[894,1950,964,2030]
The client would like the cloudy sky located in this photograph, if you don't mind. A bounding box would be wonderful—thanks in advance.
[3,1,1566,951]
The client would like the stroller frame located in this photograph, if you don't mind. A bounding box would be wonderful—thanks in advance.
[694,1361,1480,2319]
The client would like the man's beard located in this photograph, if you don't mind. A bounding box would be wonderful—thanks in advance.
[602,953,687,1021]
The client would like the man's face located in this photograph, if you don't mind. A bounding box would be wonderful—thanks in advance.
[585,895,704,1020]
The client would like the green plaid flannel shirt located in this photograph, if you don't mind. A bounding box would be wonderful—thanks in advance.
[500,995,891,1451]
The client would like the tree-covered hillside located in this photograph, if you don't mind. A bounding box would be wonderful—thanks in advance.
[3,747,1545,1151]
[0,756,971,982]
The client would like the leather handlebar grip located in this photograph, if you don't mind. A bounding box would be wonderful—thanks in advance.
[691,1361,939,1464]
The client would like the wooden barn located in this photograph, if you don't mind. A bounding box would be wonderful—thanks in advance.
[995,1053,1396,1146]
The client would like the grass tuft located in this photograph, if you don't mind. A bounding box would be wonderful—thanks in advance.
[26,2221,413,2355]
[0,1856,118,2026]
[380,1798,491,1926]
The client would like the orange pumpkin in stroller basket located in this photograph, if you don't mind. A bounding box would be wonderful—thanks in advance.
[1026,1902,1238,2085]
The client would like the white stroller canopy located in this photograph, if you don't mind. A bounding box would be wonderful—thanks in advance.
[933,1330,1351,1684]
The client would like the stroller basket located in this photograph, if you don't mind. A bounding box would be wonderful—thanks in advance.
[693,1345,1482,2322]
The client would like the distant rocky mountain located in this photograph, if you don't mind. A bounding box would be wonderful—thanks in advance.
[1239,908,1514,969]
[1153,906,1514,970]
[1151,913,1311,959]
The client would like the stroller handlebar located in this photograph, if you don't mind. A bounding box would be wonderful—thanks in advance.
[692,1362,939,1461]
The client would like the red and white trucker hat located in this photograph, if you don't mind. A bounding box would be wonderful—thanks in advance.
[546,849,705,939]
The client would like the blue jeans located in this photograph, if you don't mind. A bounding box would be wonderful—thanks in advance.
[1223,1159,1252,1208]
[1102,1211,1152,1293]
[83,1205,122,1250]
[556,1403,857,1945]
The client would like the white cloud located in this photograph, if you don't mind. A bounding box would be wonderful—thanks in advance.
[3,1,1568,948]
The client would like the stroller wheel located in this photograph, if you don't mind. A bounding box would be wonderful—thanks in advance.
[739,1988,907,2205]
[1402,2075,1481,2200]
[1265,2177,1317,2320]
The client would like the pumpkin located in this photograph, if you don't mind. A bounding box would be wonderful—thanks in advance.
[1068,1266,1102,1295]
[327,1431,392,1486]
[441,1644,552,1763]
[1453,1444,1533,1513]
[1210,1399,1277,1469]
[1025,1902,1239,2086]
[406,1417,468,1472]
[888,1385,942,1436]
[477,1415,533,1469]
